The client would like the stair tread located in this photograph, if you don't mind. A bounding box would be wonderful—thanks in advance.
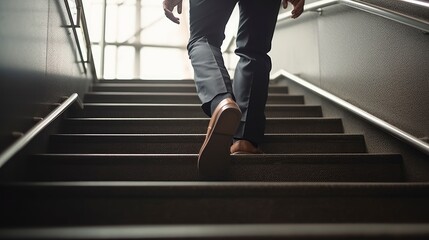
[91,85,289,94]
[27,153,404,182]
[2,181,428,226]
[93,83,289,89]
[3,181,429,195]
[1,224,429,239]
[64,117,338,120]
[83,93,304,104]
[29,153,403,167]
[74,104,323,118]
[93,83,288,88]
[49,133,365,140]
[50,133,363,137]
[82,103,314,106]
[94,83,198,87]
[98,79,195,84]
[85,92,295,96]
[32,152,403,162]
[61,117,344,134]
[97,79,280,84]
[3,180,428,187]
[48,133,367,154]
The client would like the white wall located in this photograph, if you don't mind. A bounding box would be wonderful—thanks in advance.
[271,2,429,141]
[0,0,93,151]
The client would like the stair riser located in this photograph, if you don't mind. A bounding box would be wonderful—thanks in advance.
[61,119,344,134]
[83,94,303,104]
[2,188,428,226]
[48,135,367,154]
[27,155,404,182]
[92,86,289,94]
[73,106,323,118]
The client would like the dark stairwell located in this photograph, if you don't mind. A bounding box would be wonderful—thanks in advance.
[0,0,429,239]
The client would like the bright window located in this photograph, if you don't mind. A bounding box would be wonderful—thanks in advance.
[83,0,238,79]
[84,0,192,79]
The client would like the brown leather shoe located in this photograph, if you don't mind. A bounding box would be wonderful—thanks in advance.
[230,140,264,155]
[198,98,241,179]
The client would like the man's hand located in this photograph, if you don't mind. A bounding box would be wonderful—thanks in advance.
[163,0,183,24]
[282,0,305,19]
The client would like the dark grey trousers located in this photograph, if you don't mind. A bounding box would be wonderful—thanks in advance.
[187,0,281,145]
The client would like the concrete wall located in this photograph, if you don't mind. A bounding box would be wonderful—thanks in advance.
[271,1,429,147]
[0,0,94,152]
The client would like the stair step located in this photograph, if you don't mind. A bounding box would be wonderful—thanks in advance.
[2,224,429,239]
[98,79,196,84]
[73,104,323,118]
[61,118,344,134]
[27,153,404,182]
[93,83,198,93]
[47,134,367,154]
[92,83,289,94]
[2,76,419,234]
[83,92,303,104]
[1,182,429,226]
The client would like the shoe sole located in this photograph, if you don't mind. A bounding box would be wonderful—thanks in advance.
[198,106,241,180]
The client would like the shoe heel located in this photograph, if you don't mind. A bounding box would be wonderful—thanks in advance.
[214,106,241,136]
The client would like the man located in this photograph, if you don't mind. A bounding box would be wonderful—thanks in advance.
[163,0,305,179]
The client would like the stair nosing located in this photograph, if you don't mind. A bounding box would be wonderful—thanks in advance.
[63,117,341,121]
[85,92,298,97]
[31,153,403,165]
[51,133,363,137]
[1,223,429,239]
[93,83,197,87]
[33,153,400,157]
[93,83,288,87]
[3,181,428,187]
[3,182,429,195]
[82,103,320,107]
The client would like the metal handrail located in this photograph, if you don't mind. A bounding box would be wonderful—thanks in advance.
[76,0,98,79]
[64,0,98,78]
[64,0,87,73]
[271,70,429,156]
[277,0,429,33]
[0,94,83,169]
[401,0,429,8]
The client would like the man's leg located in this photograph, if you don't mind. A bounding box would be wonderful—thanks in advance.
[233,0,281,147]
[188,0,241,179]
[187,0,238,116]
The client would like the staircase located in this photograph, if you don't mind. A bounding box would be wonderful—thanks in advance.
[1,78,429,239]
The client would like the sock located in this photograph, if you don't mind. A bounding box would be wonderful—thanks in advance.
[233,138,259,148]
[210,93,233,115]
